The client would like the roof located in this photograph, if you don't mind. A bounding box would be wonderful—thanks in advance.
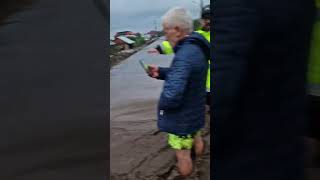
[126,35,137,38]
[115,31,135,37]
[117,36,135,44]
[116,31,132,34]
[147,30,159,35]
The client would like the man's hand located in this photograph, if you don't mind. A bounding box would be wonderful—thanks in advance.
[147,48,160,54]
[147,65,159,78]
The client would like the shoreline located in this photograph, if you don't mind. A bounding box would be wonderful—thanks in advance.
[110,38,159,68]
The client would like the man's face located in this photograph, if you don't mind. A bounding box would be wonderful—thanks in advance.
[162,23,181,47]
[201,18,210,31]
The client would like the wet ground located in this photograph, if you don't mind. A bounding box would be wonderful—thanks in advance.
[110,39,210,180]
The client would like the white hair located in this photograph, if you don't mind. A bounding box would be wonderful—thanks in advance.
[162,7,193,33]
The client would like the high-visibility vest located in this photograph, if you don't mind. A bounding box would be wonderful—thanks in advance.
[159,41,174,54]
[159,30,211,92]
[195,30,211,93]
[307,0,320,96]
[195,30,210,42]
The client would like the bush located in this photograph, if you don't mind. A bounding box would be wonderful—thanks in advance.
[110,46,121,55]
[134,37,145,47]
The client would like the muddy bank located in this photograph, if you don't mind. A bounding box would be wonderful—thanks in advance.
[110,38,158,68]
[110,100,210,180]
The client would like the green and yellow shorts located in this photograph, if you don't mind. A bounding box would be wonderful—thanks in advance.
[167,131,201,150]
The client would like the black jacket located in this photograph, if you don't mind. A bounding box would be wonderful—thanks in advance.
[212,0,316,179]
[0,1,107,179]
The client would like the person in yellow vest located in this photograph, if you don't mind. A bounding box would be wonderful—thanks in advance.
[148,5,211,106]
[307,0,320,166]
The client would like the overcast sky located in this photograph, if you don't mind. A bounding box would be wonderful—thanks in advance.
[110,0,210,36]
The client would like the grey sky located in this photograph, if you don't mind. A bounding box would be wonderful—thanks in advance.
[110,0,210,36]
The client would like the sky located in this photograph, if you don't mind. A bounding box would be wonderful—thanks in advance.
[110,0,210,37]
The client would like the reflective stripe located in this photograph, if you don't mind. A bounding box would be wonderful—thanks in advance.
[308,84,320,96]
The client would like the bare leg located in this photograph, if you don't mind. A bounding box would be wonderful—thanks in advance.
[175,149,193,177]
[194,134,205,157]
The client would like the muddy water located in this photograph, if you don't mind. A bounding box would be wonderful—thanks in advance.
[110,39,210,180]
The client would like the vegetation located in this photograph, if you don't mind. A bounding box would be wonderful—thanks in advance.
[158,31,165,37]
[134,36,146,47]
[110,46,122,55]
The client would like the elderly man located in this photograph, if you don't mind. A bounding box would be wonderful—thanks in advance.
[148,5,211,107]
[148,7,210,176]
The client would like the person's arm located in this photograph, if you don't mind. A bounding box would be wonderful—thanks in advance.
[155,45,164,54]
[213,0,259,124]
[147,46,162,54]
[158,55,191,109]
[147,65,169,80]
[157,67,170,80]
[148,41,174,55]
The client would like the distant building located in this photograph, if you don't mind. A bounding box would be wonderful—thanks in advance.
[125,34,137,39]
[110,41,116,47]
[143,34,151,41]
[114,31,137,38]
[146,30,160,38]
[113,36,135,50]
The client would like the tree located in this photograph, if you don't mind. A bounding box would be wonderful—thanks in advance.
[134,37,145,47]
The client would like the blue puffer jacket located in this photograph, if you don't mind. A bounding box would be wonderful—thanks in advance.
[157,32,210,136]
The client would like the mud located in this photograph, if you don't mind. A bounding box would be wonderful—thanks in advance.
[110,39,210,180]
[110,100,210,180]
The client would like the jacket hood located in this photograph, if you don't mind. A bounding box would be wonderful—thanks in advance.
[174,32,210,60]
